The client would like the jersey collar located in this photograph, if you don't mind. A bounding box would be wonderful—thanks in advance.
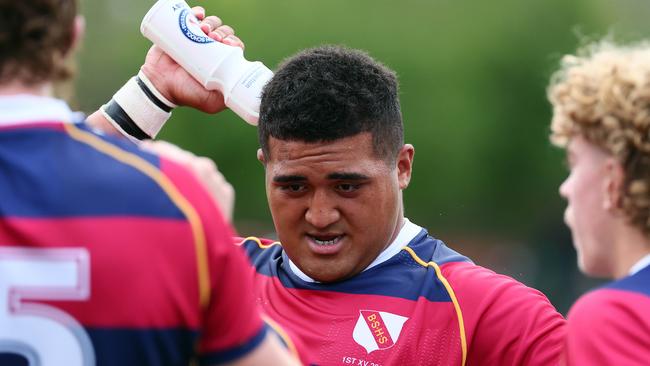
[629,252,650,276]
[288,218,423,283]
[0,95,78,126]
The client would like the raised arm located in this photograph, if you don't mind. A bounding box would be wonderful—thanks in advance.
[86,6,244,138]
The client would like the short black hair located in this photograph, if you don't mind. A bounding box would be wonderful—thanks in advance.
[258,45,403,162]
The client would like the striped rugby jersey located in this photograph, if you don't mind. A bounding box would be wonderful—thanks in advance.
[564,261,650,366]
[0,95,265,366]
[239,220,566,365]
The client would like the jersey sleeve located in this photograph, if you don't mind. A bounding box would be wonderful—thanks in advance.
[443,262,566,365]
[564,288,650,366]
[159,157,266,365]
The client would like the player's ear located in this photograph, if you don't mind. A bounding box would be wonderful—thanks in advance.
[257,148,266,165]
[602,157,624,211]
[396,144,414,190]
[66,15,85,57]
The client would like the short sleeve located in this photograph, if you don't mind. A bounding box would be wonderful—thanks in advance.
[443,262,566,365]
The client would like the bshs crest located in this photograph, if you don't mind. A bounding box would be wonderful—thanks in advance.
[352,310,409,354]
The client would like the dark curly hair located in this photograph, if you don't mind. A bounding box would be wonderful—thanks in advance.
[0,0,78,85]
[258,45,403,162]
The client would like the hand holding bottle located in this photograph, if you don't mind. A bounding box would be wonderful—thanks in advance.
[141,0,273,125]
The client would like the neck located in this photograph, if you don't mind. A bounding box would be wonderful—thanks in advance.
[612,223,650,278]
[386,197,405,250]
[0,81,52,97]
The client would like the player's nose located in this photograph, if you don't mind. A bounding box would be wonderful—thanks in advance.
[305,190,340,229]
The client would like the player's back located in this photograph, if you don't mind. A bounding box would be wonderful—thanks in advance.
[0,96,265,366]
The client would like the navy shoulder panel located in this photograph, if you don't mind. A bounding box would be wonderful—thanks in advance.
[604,265,650,298]
[406,229,472,266]
[0,123,183,219]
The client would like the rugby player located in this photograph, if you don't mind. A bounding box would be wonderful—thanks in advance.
[548,41,650,365]
[94,34,567,365]
[0,1,297,365]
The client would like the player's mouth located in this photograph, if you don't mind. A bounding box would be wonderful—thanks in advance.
[306,234,345,255]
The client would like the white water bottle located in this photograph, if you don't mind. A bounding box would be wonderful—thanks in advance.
[140,0,273,125]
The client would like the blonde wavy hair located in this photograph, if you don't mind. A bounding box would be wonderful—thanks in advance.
[548,41,650,235]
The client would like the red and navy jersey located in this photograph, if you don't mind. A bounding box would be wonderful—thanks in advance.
[564,264,650,365]
[0,96,265,366]
[239,222,565,366]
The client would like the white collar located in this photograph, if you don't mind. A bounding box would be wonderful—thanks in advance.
[629,252,650,276]
[288,218,423,283]
[0,95,77,126]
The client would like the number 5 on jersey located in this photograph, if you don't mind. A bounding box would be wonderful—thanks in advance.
[0,247,95,365]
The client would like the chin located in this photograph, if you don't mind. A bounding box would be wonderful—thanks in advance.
[311,273,342,283]
[309,268,352,284]
[577,254,612,279]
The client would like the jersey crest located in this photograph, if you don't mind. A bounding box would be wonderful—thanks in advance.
[352,310,408,353]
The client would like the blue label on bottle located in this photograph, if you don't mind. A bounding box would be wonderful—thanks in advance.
[178,8,214,44]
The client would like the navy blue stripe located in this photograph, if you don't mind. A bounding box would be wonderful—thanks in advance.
[199,324,267,365]
[0,328,199,366]
[243,230,470,302]
[0,123,184,218]
[0,326,268,366]
[0,354,27,366]
[88,327,198,366]
[604,264,650,297]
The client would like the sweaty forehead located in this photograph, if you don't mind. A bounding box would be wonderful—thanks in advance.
[267,133,376,163]
[265,134,393,178]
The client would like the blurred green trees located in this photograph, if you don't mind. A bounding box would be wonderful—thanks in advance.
[73,0,650,312]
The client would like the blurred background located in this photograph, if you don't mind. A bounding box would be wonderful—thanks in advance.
[69,0,650,314]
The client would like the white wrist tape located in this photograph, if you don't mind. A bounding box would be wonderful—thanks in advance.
[112,75,173,138]
[99,104,142,144]
[137,71,177,109]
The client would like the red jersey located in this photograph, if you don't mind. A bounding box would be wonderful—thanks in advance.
[564,262,650,365]
[0,96,265,366]
[239,220,566,365]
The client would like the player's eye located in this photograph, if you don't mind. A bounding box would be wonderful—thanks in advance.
[336,183,361,193]
[279,183,307,193]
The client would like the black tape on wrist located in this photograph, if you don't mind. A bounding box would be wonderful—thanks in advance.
[135,76,174,113]
[104,99,151,140]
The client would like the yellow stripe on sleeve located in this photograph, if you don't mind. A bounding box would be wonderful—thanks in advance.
[262,315,300,359]
[238,236,281,249]
[402,246,467,366]
[63,124,211,307]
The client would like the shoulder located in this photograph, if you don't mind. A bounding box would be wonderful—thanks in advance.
[402,230,471,267]
[565,285,650,365]
[571,267,650,325]
[568,284,650,336]
[441,261,544,299]
[604,265,650,297]
[5,121,206,220]
[403,232,541,303]
[74,123,230,224]
[408,232,561,327]
[69,122,160,166]
[442,260,562,329]
[438,260,565,365]
[235,236,284,270]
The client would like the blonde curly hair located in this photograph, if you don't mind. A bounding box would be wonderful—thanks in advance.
[548,41,650,235]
